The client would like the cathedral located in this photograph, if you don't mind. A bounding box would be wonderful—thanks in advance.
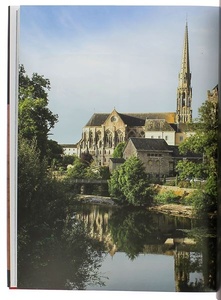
[77,23,194,166]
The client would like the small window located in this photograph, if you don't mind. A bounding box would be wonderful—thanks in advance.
[180,136,184,142]
[165,136,168,140]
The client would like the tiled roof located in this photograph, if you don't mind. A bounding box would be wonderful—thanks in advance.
[145,119,175,131]
[129,138,171,151]
[85,112,176,127]
[60,144,77,148]
[169,145,202,158]
[85,113,109,126]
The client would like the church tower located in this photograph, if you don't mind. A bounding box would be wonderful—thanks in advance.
[176,22,192,123]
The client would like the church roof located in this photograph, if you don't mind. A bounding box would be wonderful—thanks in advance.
[85,113,109,126]
[145,119,175,131]
[85,112,176,127]
[129,137,171,152]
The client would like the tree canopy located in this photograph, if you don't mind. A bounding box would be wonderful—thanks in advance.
[176,97,218,212]
[108,156,153,206]
[18,65,58,159]
[112,142,125,158]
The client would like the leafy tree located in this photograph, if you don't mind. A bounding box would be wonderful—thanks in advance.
[176,98,218,213]
[17,135,48,228]
[18,65,58,158]
[61,155,77,169]
[112,142,125,158]
[67,157,88,178]
[108,156,153,206]
[47,139,63,167]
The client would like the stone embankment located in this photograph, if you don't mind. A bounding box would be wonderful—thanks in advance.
[148,204,193,218]
[77,194,117,206]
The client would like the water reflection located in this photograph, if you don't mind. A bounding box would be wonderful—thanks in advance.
[18,204,216,291]
[17,219,107,289]
[76,204,216,292]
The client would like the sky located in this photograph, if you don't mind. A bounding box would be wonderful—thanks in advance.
[19,5,219,144]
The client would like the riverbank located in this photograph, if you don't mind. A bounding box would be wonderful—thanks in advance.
[148,203,193,218]
[77,194,194,217]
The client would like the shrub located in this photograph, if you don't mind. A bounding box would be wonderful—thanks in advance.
[154,190,180,204]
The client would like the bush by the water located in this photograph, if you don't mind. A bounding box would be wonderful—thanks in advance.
[154,190,180,204]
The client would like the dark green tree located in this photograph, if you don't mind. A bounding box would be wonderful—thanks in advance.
[47,139,63,167]
[176,98,218,213]
[108,156,153,206]
[112,142,125,158]
[18,65,58,159]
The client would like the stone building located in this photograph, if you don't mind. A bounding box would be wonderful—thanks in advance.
[77,23,194,166]
[123,138,174,177]
[122,137,202,178]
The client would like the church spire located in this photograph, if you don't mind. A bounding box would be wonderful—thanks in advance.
[176,22,192,123]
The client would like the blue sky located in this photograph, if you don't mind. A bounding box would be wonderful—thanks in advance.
[19,5,219,144]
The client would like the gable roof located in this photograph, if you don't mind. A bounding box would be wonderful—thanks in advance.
[129,137,171,152]
[85,113,109,126]
[85,112,176,127]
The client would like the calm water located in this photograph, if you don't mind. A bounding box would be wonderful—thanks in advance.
[17,203,216,292]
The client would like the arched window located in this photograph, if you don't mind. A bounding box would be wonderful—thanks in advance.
[96,130,102,148]
[140,131,145,137]
[89,131,93,147]
[128,130,136,138]
[105,130,113,147]
[116,130,124,144]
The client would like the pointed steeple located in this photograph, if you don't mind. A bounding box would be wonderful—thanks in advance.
[176,22,192,123]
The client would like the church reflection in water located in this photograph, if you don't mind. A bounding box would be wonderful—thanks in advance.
[75,204,216,292]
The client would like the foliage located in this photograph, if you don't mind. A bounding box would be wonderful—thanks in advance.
[176,98,218,212]
[112,142,125,158]
[176,160,205,181]
[17,66,108,290]
[108,156,153,206]
[17,135,47,228]
[18,65,58,159]
[47,139,63,167]
[185,190,216,218]
[80,152,93,165]
[17,134,75,230]
[67,157,88,178]
[61,155,77,168]
[154,190,180,204]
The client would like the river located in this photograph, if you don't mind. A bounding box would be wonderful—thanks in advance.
[17,202,216,292]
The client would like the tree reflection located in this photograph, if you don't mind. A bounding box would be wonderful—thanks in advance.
[108,207,216,292]
[17,217,106,289]
[109,208,164,259]
[174,216,216,292]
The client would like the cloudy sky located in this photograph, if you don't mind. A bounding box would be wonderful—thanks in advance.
[19,5,219,144]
